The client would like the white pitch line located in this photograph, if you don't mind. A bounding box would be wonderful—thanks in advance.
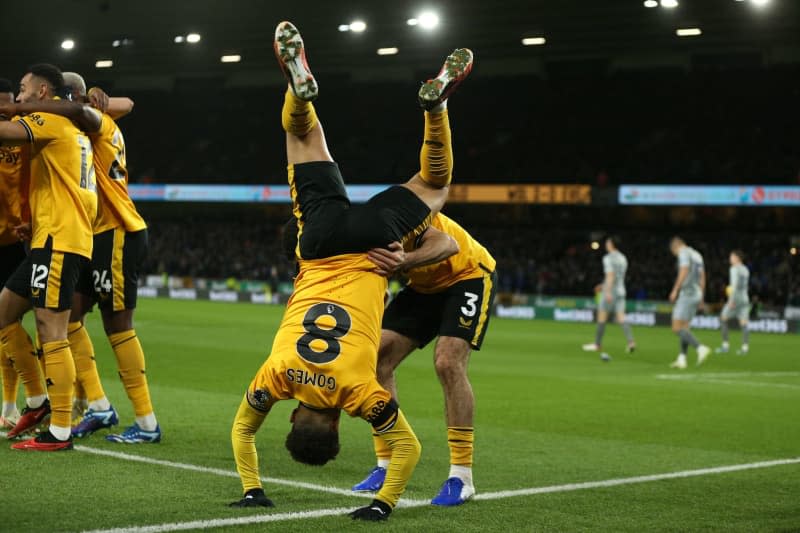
[82,456,800,533]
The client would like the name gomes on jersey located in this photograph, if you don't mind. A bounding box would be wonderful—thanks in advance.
[286,368,336,391]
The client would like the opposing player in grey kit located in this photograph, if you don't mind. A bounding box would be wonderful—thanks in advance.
[668,237,711,369]
[716,249,751,355]
[582,236,635,360]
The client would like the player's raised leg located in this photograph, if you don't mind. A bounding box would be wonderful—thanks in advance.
[274,21,332,166]
[403,48,473,213]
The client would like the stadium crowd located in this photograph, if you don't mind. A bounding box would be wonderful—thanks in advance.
[120,66,800,187]
[142,217,799,308]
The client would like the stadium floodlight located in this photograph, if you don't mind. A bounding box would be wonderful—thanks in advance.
[522,37,546,46]
[95,60,113,68]
[186,33,201,44]
[112,39,121,47]
[61,39,75,50]
[349,20,367,32]
[676,27,702,36]
[750,0,770,6]
[643,0,658,7]
[338,24,350,32]
[221,55,241,63]
[417,11,440,29]
[660,0,678,7]
[407,18,419,26]
[591,241,600,250]
[791,247,798,256]
[174,35,185,43]
[377,47,399,55]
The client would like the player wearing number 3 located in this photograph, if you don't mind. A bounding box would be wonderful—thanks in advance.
[353,212,496,506]
[229,22,473,521]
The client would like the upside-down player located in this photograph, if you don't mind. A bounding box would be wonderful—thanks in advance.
[230,21,472,521]
[352,213,496,506]
[0,63,98,450]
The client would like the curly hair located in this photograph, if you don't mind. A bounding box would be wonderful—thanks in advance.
[285,424,340,466]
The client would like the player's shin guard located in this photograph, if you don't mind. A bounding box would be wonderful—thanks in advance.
[0,322,46,405]
[678,328,700,349]
[621,323,634,343]
[232,395,268,493]
[43,340,76,437]
[1,347,19,410]
[742,324,750,345]
[68,322,108,409]
[419,109,453,188]
[594,322,607,347]
[281,88,318,137]
[109,330,154,421]
[373,432,392,468]
[720,320,729,342]
[447,426,474,467]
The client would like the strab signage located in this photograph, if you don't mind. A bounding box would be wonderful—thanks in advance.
[554,308,594,323]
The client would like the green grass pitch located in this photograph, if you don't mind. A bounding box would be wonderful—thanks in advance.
[3,298,799,532]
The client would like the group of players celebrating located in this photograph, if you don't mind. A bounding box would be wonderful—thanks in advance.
[0,66,159,449]
[583,236,752,366]
[0,19,754,522]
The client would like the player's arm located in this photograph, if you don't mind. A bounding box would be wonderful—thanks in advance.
[699,267,706,309]
[229,394,275,508]
[367,227,458,277]
[603,271,615,301]
[107,97,134,120]
[350,402,421,521]
[670,266,689,302]
[0,121,30,147]
[1,100,101,134]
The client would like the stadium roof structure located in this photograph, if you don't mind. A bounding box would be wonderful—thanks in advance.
[3,0,799,89]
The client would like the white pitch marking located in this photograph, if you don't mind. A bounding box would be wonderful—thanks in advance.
[81,456,800,533]
[655,371,800,390]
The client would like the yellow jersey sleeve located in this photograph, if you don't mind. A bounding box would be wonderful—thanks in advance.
[15,113,97,258]
[406,213,496,293]
[0,146,24,245]
[91,113,146,233]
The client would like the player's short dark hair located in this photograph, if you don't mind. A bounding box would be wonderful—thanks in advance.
[0,78,12,94]
[731,249,745,261]
[26,63,64,94]
[606,235,621,248]
[281,218,299,262]
[285,424,340,466]
[670,236,684,246]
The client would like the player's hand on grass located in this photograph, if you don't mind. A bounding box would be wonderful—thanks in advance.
[87,87,109,113]
[368,242,406,277]
[228,488,274,508]
[348,499,392,521]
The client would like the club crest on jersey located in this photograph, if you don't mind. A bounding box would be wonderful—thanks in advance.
[247,388,272,411]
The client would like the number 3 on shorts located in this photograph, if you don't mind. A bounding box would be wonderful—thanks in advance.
[461,291,479,317]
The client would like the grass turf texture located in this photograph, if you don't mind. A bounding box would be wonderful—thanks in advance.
[2,298,799,532]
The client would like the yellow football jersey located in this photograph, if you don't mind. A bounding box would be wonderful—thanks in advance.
[250,253,391,420]
[15,112,97,258]
[406,213,496,293]
[90,112,146,234]
[0,145,25,246]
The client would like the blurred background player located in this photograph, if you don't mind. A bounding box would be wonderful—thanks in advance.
[353,212,496,506]
[716,249,751,356]
[582,235,635,360]
[668,237,711,370]
[0,63,98,450]
[0,77,32,430]
[229,21,472,521]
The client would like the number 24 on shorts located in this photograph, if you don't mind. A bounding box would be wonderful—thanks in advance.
[93,269,112,293]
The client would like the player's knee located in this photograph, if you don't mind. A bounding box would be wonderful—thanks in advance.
[434,338,470,380]
[671,323,682,333]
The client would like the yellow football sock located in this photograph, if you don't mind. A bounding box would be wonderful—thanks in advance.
[1,346,19,406]
[232,395,268,493]
[0,322,46,400]
[42,340,76,429]
[419,109,453,188]
[447,426,474,467]
[281,88,318,136]
[373,431,392,465]
[68,322,106,403]
[109,330,153,417]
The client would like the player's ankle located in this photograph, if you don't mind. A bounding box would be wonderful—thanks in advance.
[377,458,390,469]
[136,413,158,431]
[448,464,473,484]
[89,397,111,411]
